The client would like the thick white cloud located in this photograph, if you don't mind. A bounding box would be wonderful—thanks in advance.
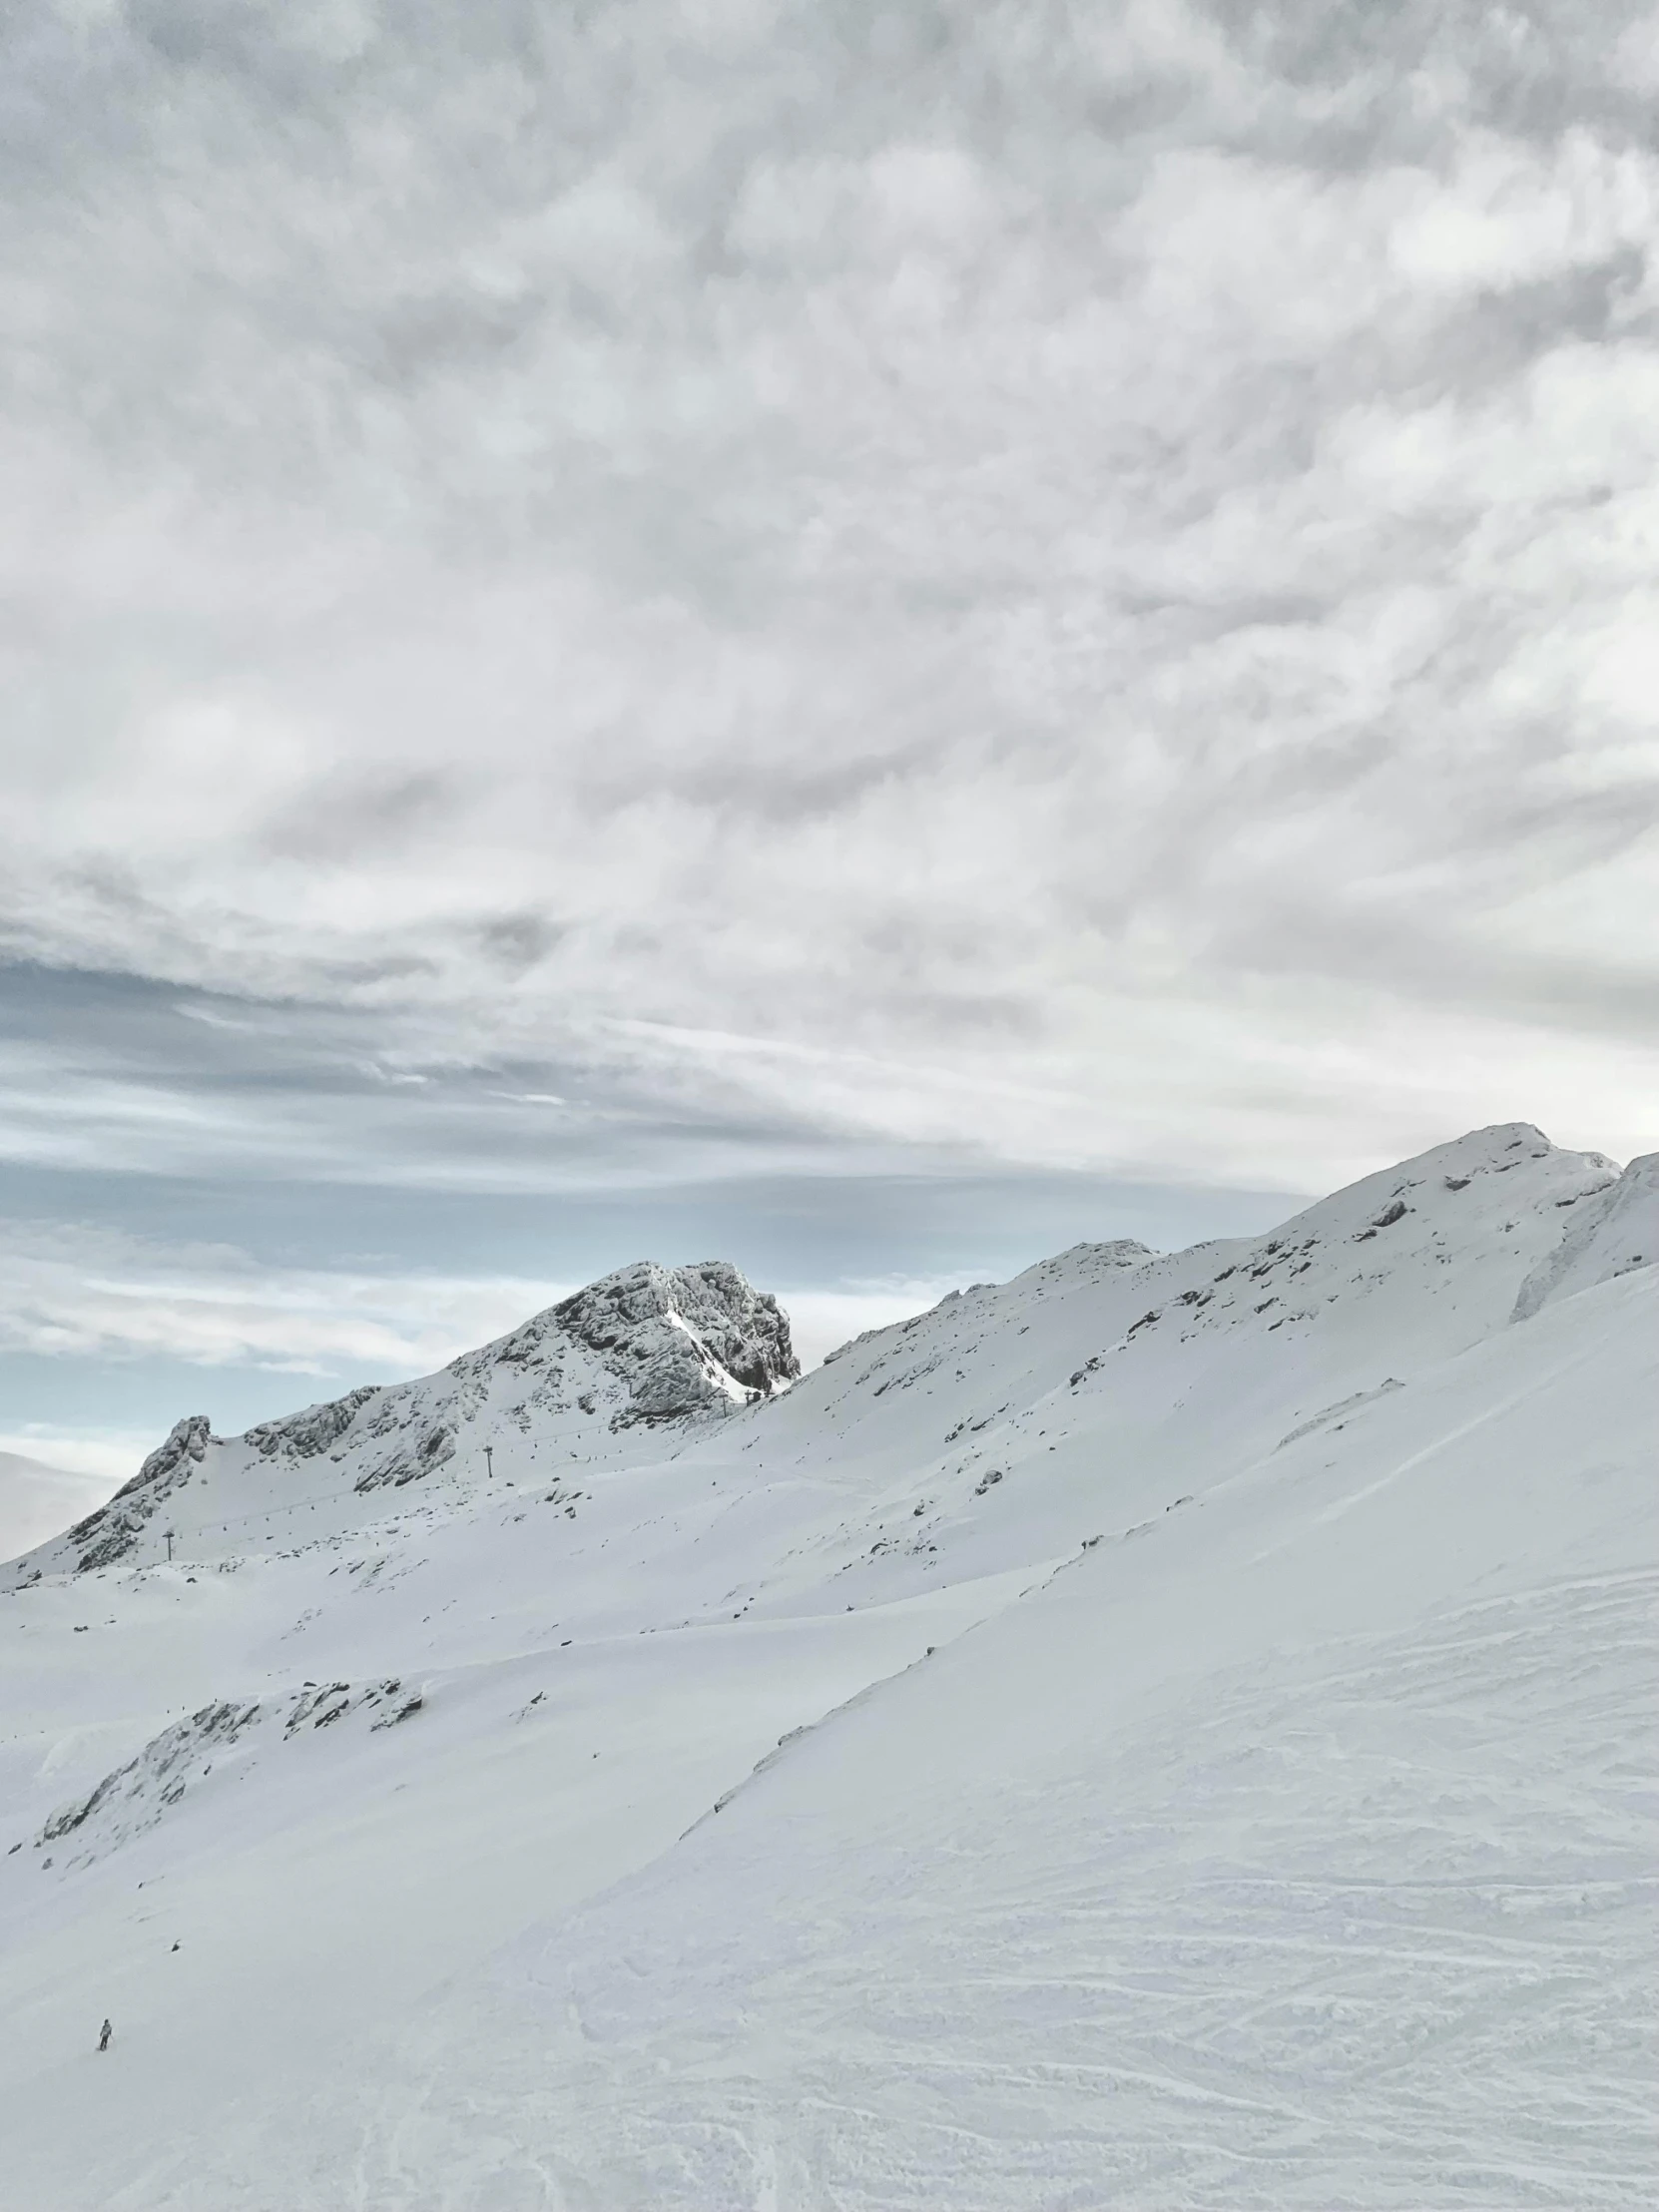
[3,0,1657,1194]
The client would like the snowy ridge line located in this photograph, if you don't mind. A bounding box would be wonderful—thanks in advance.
[7,1121,1624,1591]
[8,1256,800,1581]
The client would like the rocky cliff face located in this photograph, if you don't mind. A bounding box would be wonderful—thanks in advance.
[551,1259,799,1419]
[65,1414,214,1575]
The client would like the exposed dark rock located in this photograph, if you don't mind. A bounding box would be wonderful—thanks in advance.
[39,1697,261,1853]
[117,1415,214,1503]
[246,1387,376,1460]
[71,1415,215,1575]
[352,1419,459,1495]
[551,1260,799,1422]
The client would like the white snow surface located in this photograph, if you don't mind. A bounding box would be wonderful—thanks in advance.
[1,1124,1654,2208]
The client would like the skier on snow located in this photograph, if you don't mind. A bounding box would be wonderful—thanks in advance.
[98,2018,112,2053]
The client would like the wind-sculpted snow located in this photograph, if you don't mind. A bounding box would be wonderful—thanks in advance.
[0,1126,1653,2209]
[1512,1152,1659,1321]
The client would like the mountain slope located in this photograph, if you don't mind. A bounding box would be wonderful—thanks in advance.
[0,1125,1652,2210]
[363,1260,1658,2210]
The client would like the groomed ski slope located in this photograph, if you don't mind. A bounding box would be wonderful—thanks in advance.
[0,1125,1654,2208]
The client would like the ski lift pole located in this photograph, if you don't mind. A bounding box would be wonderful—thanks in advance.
[483,1445,494,1479]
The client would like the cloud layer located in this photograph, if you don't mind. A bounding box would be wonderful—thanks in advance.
[4,2,1657,1195]
[0,1219,565,1376]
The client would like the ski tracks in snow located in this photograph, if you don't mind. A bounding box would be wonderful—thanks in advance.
[311,1564,1657,2209]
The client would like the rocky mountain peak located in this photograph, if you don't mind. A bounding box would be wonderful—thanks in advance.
[549,1258,799,1420]
[65,1413,215,1575]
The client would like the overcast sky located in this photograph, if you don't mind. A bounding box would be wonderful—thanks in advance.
[3,1,1657,1488]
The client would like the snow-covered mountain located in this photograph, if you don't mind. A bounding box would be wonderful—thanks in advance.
[1,1125,1653,2209]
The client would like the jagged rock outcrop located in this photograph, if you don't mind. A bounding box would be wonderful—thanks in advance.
[551,1260,799,1420]
[31,1676,422,1870]
[67,1413,215,1574]
[246,1386,377,1460]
